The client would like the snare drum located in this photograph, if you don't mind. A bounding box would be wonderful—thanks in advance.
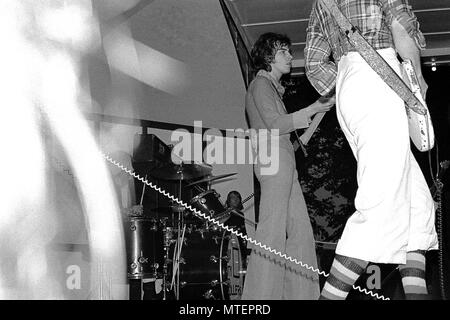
[189,190,229,224]
[126,216,165,279]
[178,229,245,300]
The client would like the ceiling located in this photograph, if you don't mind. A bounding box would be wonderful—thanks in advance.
[223,0,450,75]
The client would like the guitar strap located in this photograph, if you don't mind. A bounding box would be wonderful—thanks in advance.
[319,0,427,116]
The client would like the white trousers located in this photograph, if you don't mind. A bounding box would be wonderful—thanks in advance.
[335,48,438,264]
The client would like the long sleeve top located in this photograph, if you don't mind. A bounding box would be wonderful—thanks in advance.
[304,0,426,95]
[245,70,310,139]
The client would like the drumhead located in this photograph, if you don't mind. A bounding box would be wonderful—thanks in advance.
[219,231,244,300]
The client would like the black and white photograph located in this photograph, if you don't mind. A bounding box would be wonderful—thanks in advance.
[1,0,449,309]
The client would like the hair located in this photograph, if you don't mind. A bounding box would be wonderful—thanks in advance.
[226,190,244,210]
[251,32,291,72]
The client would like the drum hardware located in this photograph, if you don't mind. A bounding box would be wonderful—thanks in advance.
[203,289,215,300]
[138,255,149,264]
[189,189,229,228]
[163,227,177,247]
[162,221,178,300]
[164,257,173,264]
[184,225,194,236]
[169,203,186,213]
[155,161,213,300]
[160,217,169,225]
[208,224,223,232]
[193,184,206,194]
[212,235,220,244]
[139,174,147,208]
[210,280,219,287]
[162,249,171,301]
[228,209,257,227]
[180,279,227,287]
[215,208,233,221]
[210,255,230,263]
[171,220,187,299]
[149,161,212,181]
[197,229,205,240]
[185,172,237,187]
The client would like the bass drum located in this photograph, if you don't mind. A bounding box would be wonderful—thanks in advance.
[179,229,245,300]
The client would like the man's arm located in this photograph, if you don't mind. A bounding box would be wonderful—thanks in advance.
[251,77,309,135]
[391,18,428,98]
[251,78,333,135]
[304,6,337,96]
[382,0,428,98]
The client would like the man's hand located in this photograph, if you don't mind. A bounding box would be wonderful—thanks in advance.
[391,18,427,100]
[307,95,335,118]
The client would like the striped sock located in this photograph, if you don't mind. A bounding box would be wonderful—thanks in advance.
[320,254,369,300]
[399,250,427,299]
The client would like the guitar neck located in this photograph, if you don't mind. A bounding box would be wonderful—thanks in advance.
[300,111,326,145]
[292,111,326,153]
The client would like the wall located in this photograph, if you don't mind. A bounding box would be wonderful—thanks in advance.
[89,0,248,131]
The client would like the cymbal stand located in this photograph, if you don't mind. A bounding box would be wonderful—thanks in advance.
[161,218,171,300]
[174,178,184,300]
[229,209,257,227]
[193,185,205,193]
[204,180,212,229]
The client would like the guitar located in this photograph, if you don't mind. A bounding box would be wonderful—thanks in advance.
[292,89,335,155]
[292,112,326,156]
[401,59,435,152]
[319,0,433,152]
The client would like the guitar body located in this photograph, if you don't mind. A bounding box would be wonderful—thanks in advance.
[401,59,435,152]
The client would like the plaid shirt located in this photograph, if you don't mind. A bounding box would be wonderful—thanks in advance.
[304,0,426,95]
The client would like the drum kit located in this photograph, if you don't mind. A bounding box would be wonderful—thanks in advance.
[126,161,250,300]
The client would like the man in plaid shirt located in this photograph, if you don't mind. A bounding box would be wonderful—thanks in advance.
[305,0,438,300]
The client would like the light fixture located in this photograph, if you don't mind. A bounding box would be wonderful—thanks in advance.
[431,62,437,72]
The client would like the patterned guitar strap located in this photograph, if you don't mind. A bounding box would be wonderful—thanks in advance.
[318,0,427,116]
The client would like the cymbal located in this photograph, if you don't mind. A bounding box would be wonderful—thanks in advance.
[186,172,237,187]
[150,162,212,181]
